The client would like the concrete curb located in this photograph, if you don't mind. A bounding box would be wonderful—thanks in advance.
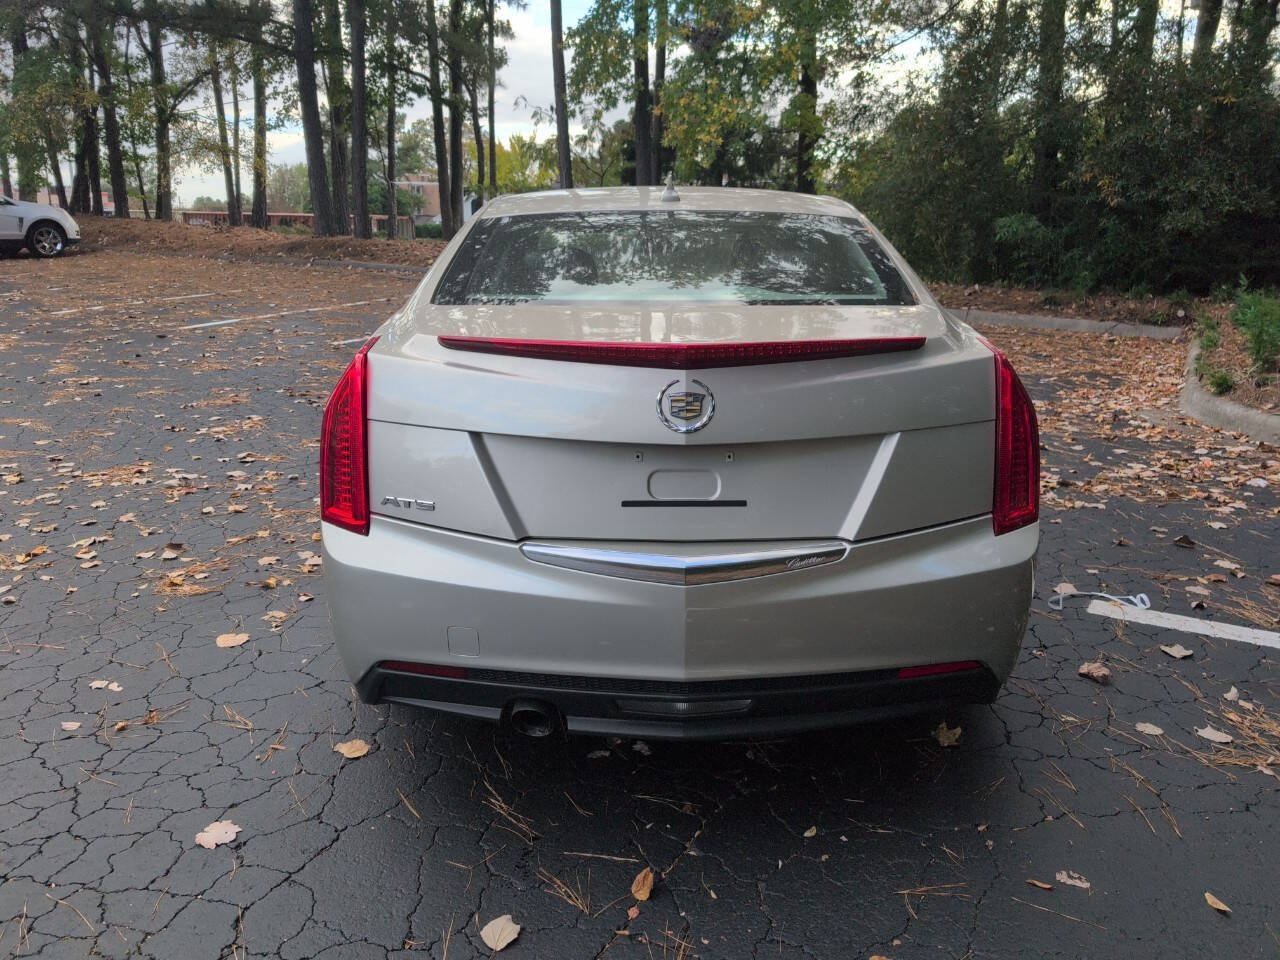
[946,306,1184,340]
[214,253,429,275]
[1181,343,1280,444]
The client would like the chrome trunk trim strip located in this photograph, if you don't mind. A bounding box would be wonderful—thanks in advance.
[519,540,848,585]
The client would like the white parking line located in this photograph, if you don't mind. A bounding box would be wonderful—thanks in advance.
[1086,599,1280,651]
[49,291,239,316]
[179,298,392,331]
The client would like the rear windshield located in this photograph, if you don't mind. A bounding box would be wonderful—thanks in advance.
[432,210,914,306]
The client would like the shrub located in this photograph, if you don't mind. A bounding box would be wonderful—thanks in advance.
[415,221,443,239]
[1205,370,1235,395]
[1232,291,1280,374]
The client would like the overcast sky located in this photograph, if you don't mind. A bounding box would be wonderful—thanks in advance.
[174,0,594,206]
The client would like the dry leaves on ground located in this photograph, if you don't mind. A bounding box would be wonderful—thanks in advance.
[1135,722,1165,736]
[1160,643,1194,660]
[1204,891,1231,915]
[1055,870,1090,889]
[933,721,962,747]
[215,632,249,648]
[1195,725,1234,744]
[631,866,655,902]
[60,721,81,731]
[479,914,521,951]
[333,738,370,759]
[195,820,241,849]
[1077,661,1111,684]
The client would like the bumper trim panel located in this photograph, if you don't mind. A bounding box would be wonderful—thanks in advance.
[359,662,1000,739]
[519,539,848,585]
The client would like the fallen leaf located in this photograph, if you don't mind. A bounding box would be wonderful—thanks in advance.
[1055,870,1090,890]
[803,825,817,838]
[479,914,521,952]
[1213,559,1240,571]
[1135,722,1164,736]
[114,720,129,732]
[1054,582,1077,596]
[89,680,108,689]
[631,740,651,756]
[626,905,640,921]
[160,543,183,560]
[215,632,249,649]
[1223,686,1239,702]
[1195,725,1233,744]
[1204,891,1231,915]
[1026,879,1053,890]
[258,555,280,567]
[60,721,81,731]
[1077,661,1111,684]
[1160,643,1193,660]
[195,820,241,849]
[108,681,122,692]
[1173,534,1196,548]
[933,721,962,747]
[631,866,655,901]
[333,738,370,759]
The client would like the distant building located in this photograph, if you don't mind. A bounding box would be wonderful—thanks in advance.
[394,174,480,225]
[36,186,114,214]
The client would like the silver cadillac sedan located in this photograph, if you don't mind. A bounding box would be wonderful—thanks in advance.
[321,186,1039,739]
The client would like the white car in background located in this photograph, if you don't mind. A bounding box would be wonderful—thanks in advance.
[320,186,1040,739]
[0,195,81,258]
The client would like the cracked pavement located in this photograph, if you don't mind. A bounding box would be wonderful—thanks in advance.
[1,249,1277,959]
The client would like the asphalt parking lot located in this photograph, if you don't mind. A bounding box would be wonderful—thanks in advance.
[1,250,1277,959]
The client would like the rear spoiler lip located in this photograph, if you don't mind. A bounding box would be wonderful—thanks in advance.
[435,335,927,369]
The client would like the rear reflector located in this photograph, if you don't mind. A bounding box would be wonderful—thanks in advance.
[320,337,377,535]
[896,660,982,679]
[980,337,1040,536]
[437,335,926,368]
[380,661,470,679]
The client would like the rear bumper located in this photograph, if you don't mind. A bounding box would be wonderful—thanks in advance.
[323,514,1036,737]
[359,661,1000,739]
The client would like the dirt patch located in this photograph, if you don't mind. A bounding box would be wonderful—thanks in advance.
[73,216,444,268]
[932,282,1205,328]
[1195,313,1280,413]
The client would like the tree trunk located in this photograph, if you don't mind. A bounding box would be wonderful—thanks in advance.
[486,0,496,195]
[144,10,172,220]
[86,60,102,215]
[652,0,667,181]
[9,27,38,201]
[1134,0,1158,68]
[469,80,484,203]
[323,0,351,233]
[63,17,91,213]
[231,59,242,212]
[1,151,11,198]
[1032,0,1068,221]
[447,0,465,227]
[45,133,68,208]
[211,57,243,226]
[1192,0,1224,64]
[793,31,818,194]
[427,0,454,237]
[348,0,370,237]
[90,24,130,217]
[293,0,337,234]
[251,38,268,227]
[632,0,652,186]
[132,153,151,219]
[551,0,573,188]
[385,3,398,242]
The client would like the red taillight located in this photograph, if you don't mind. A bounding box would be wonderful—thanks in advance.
[897,660,982,679]
[380,660,469,679]
[320,337,377,535]
[980,337,1039,536]
[436,336,925,368]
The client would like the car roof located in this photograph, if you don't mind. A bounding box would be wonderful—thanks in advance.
[478,186,861,219]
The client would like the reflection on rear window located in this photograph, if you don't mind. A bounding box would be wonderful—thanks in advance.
[432,211,914,306]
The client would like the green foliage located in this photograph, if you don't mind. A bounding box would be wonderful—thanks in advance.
[415,221,443,239]
[1232,292,1280,375]
[1204,369,1235,395]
